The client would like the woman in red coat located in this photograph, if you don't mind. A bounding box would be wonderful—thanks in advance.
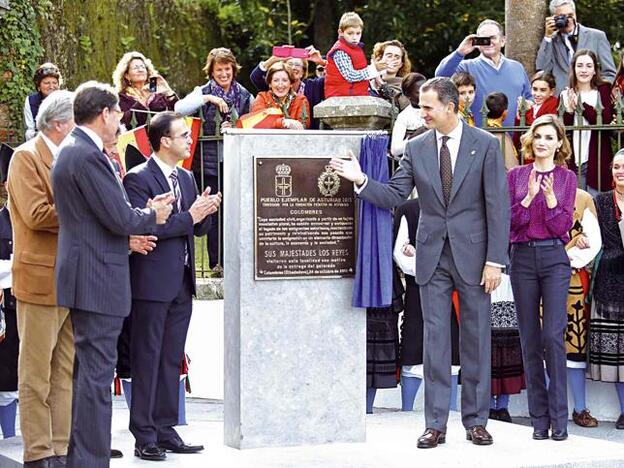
[513,71,559,163]
[250,62,311,129]
[562,49,613,194]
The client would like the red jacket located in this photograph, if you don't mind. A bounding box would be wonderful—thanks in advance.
[325,38,369,98]
[513,95,560,162]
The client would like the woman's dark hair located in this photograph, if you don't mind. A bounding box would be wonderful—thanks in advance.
[148,111,184,152]
[530,71,556,90]
[73,81,118,125]
[569,48,605,90]
[401,72,427,107]
[265,62,294,87]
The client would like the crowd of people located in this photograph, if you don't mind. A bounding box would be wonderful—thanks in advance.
[1,0,624,465]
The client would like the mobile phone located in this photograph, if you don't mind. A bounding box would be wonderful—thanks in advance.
[472,36,492,46]
[272,45,309,59]
[149,76,158,93]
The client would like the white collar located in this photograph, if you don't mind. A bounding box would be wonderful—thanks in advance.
[151,153,177,179]
[40,132,59,158]
[435,120,463,142]
[77,125,104,152]
[479,53,506,70]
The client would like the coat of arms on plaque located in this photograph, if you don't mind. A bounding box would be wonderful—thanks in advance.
[317,165,340,197]
[274,163,292,198]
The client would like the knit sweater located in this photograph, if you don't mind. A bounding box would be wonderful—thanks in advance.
[436,52,532,127]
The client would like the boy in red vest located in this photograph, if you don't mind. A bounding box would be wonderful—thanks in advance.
[325,12,387,98]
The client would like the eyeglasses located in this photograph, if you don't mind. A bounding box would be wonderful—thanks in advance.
[39,67,59,75]
[129,64,147,71]
[286,62,305,69]
[167,131,191,140]
[316,66,325,71]
[109,107,124,118]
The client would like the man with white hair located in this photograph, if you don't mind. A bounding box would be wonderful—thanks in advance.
[7,90,75,468]
[536,0,615,93]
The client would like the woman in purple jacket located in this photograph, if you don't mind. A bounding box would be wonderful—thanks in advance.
[507,115,576,441]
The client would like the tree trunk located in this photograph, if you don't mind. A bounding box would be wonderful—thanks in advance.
[312,0,336,54]
[505,0,547,77]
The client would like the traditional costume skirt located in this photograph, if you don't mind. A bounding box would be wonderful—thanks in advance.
[566,269,590,366]
[588,299,624,383]
[367,306,399,388]
[490,274,525,395]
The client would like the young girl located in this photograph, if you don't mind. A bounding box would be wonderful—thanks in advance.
[562,49,614,194]
[513,71,559,163]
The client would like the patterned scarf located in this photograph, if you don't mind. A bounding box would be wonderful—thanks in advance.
[269,91,296,118]
[206,79,244,111]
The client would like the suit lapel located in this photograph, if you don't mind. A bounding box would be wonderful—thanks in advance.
[148,157,172,196]
[421,131,445,206]
[449,123,478,204]
[577,25,588,50]
[34,134,54,170]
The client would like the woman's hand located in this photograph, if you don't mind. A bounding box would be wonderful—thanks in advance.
[220,121,232,133]
[205,95,229,113]
[305,46,326,65]
[522,169,541,207]
[402,243,416,257]
[563,88,578,113]
[541,173,558,208]
[283,118,304,130]
[154,75,173,94]
[576,235,590,250]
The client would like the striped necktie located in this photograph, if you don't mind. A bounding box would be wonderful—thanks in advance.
[169,169,182,212]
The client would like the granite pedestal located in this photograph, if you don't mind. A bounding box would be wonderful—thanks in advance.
[223,129,374,449]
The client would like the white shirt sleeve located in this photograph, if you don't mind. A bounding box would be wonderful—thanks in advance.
[174,86,205,116]
[393,215,416,276]
[24,96,36,140]
[391,111,408,157]
[568,207,602,269]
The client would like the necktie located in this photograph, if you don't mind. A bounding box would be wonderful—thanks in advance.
[169,170,182,212]
[439,136,452,205]
[169,169,189,265]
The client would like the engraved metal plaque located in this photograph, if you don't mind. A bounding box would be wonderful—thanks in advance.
[254,156,356,280]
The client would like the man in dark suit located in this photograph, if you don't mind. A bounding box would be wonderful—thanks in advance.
[51,81,174,468]
[536,0,616,93]
[123,112,221,461]
[331,77,510,448]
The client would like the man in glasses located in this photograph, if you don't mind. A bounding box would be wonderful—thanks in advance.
[51,81,174,468]
[123,112,221,461]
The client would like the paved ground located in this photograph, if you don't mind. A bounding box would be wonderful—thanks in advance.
[1,398,623,467]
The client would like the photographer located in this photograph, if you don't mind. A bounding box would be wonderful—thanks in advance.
[536,0,615,94]
[435,19,531,127]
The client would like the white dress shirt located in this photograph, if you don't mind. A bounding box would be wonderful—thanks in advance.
[434,120,463,172]
[40,133,60,161]
[150,153,177,194]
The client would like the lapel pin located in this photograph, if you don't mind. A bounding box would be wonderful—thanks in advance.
[470,150,476,156]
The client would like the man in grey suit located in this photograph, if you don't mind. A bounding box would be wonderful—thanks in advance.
[536,0,615,93]
[52,81,174,468]
[330,77,510,448]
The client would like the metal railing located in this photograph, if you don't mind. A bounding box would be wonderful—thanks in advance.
[4,97,624,278]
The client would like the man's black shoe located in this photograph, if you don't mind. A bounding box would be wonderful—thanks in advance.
[159,436,204,454]
[532,429,549,440]
[134,443,166,461]
[110,449,123,458]
[551,429,568,441]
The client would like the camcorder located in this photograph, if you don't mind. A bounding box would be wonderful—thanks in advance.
[554,14,569,30]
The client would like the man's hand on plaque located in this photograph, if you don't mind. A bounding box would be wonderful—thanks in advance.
[329,151,366,186]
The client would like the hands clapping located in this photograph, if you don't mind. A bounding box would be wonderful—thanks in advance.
[148,192,175,224]
[189,186,222,224]
[524,169,557,208]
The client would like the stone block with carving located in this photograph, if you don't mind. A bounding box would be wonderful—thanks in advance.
[313,96,392,130]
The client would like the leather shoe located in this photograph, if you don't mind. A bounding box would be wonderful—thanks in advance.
[573,409,598,427]
[417,428,445,449]
[551,429,568,441]
[158,436,204,453]
[532,429,549,440]
[110,449,123,458]
[24,457,52,468]
[466,425,493,445]
[134,443,166,461]
[616,414,624,430]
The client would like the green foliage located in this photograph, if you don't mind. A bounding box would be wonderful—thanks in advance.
[0,0,45,138]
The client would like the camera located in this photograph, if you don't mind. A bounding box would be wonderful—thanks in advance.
[472,37,492,46]
[149,76,158,93]
[554,14,569,30]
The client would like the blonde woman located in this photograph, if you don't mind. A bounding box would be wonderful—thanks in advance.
[112,51,177,129]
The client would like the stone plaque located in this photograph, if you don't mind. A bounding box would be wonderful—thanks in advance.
[254,156,356,280]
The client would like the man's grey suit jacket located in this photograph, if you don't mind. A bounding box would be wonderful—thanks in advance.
[360,122,510,286]
[52,127,156,318]
[536,23,616,94]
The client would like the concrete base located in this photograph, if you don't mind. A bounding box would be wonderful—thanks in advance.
[223,130,370,449]
[1,399,623,467]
